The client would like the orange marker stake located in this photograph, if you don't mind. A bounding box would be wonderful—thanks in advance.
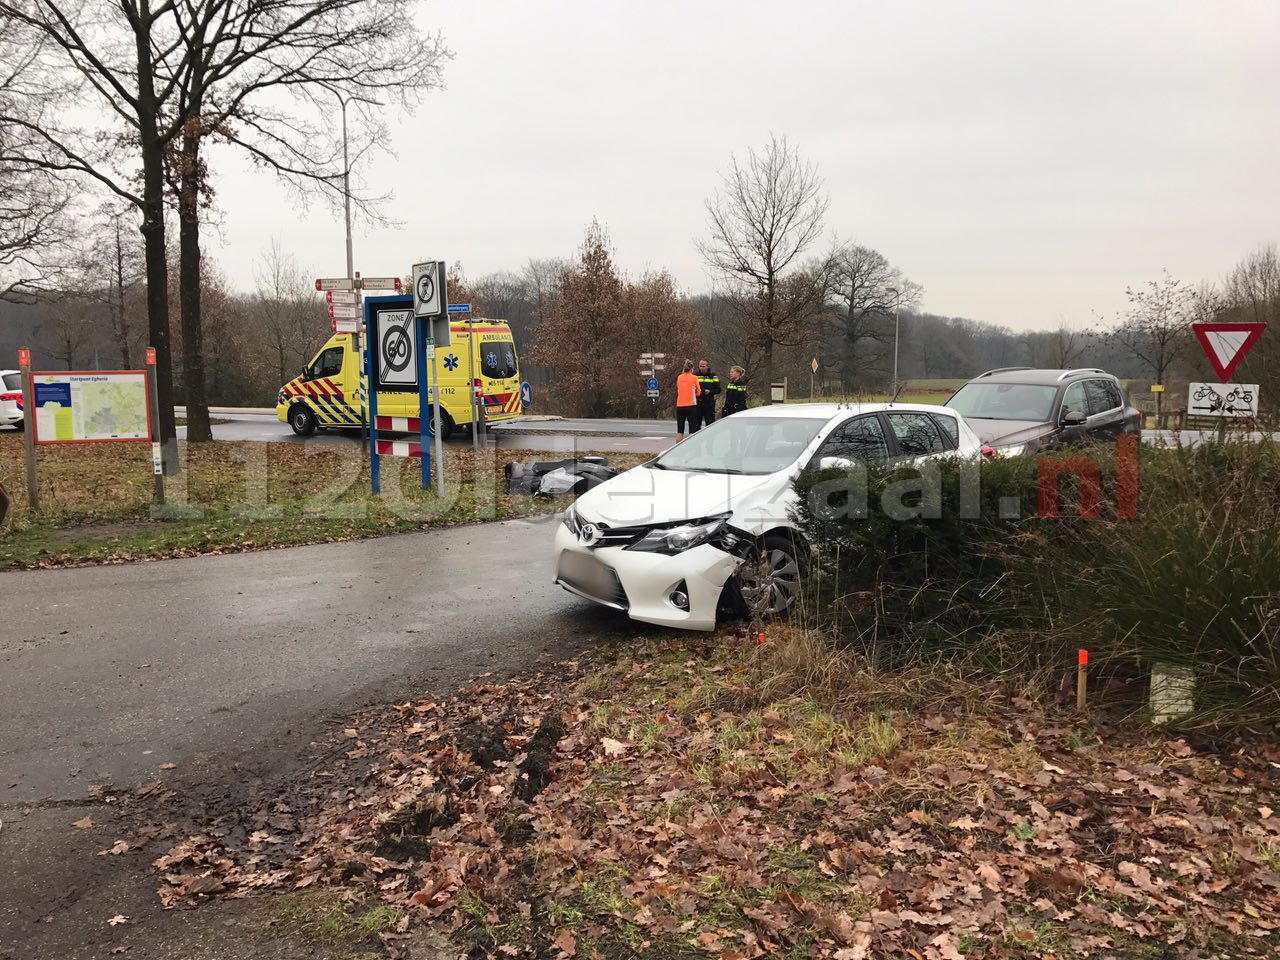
[757,632,766,646]
[1077,649,1088,712]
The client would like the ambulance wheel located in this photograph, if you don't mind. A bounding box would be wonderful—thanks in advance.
[430,409,455,442]
[288,404,317,437]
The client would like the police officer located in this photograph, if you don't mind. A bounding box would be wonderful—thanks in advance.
[722,365,747,416]
[696,359,721,426]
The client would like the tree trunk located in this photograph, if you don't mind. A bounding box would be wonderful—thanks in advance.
[113,222,132,369]
[761,340,775,404]
[134,1,178,472]
[178,122,213,442]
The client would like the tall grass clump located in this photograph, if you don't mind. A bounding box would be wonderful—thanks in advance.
[792,439,1280,724]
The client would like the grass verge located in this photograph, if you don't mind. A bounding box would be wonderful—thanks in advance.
[0,437,647,568]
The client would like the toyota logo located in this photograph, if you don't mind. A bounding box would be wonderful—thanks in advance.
[578,523,599,545]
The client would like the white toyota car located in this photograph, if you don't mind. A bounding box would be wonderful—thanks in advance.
[554,402,984,631]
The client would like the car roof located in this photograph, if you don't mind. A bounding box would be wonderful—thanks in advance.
[739,402,959,420]
[964,367,1116,385]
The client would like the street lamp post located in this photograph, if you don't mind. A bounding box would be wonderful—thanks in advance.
[887,286,903,399]
[329,89,381,454]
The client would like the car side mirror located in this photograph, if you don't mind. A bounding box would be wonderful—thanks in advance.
[1062,409,1086,426]
[300,366,310,380]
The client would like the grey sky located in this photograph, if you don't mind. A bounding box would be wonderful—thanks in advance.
[209,0,1280,331]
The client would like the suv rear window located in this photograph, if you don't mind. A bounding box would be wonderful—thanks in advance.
[947,382,1060,421]
[1085,379,1122,415]
[2,373,19,391]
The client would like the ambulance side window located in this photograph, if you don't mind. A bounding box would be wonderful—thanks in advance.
[308,346,344,380]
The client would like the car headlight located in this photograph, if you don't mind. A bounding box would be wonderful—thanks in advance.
[997,443,1026,457]
[562,504,579,534]
[626,515,730,554]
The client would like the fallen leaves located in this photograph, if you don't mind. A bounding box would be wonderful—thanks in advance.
[140,637,1280,959]
[107,914,129,927]
[72,816,93,830]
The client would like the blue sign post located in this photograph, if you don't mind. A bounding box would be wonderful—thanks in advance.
[646,376,659,391]
[365,300,381,494]
[520,381,533,409]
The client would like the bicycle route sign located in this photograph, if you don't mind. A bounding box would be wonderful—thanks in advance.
[1187,382,1259,418]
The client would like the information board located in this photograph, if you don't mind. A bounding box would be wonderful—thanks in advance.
[32,371,151,444]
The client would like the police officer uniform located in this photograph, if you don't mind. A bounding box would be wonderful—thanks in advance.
[696,366,721,425]
[722,379,747,416]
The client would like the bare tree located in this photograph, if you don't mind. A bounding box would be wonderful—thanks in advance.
[1028,315,1092,369]
[1108,270,1199,420]
[0,0,205,462]
[699,136,830,397]
[40,298,94,369]
[828,242,920,390]
[254,239,321,388]
[158,0,448,441]
[0,31,73,304]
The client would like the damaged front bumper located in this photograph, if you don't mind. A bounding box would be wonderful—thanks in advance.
[553,523,741,631]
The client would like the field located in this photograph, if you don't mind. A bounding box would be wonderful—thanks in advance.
[0,436,646,568]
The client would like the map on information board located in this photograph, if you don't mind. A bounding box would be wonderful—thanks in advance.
[33,371,151,444]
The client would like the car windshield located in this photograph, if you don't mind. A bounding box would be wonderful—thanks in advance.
[947,382,1060,422]
[653,415,827,475]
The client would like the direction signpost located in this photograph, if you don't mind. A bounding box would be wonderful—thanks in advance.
[359,277,403,292]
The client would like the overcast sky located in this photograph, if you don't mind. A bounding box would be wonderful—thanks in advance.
[208,0,1280,331]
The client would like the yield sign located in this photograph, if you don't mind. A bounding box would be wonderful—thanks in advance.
[1192,322,1266,382]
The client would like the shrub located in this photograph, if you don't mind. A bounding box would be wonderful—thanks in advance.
[792,440,1280,723]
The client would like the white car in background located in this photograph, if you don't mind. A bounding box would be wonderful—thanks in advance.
[554,403,983,631]
[0,370,23,430]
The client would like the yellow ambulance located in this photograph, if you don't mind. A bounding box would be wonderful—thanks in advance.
[276,319,523,440]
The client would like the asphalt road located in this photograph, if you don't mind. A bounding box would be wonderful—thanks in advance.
[182,412,674,454]
[0,519,649,959]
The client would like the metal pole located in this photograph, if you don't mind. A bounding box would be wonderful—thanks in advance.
[432,326,444,497]
[340,99,354,284]
[338,95,369,460]
[19,348,37,512]
[892,298,901,399]
[468,317,479,449]
[366,311,381,495]
[424,320,435,491]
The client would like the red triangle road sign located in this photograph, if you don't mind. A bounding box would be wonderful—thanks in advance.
[1192,322,1266,382]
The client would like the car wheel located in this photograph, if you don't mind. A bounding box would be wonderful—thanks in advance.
[737,533,806,619]
[289,403,317,437]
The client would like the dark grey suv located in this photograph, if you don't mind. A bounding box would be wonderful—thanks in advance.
[945,367,1141,455]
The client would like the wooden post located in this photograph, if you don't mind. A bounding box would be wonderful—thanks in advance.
[1076,649,1088,712]
[19,348,37,512]
[146,347,165,506]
